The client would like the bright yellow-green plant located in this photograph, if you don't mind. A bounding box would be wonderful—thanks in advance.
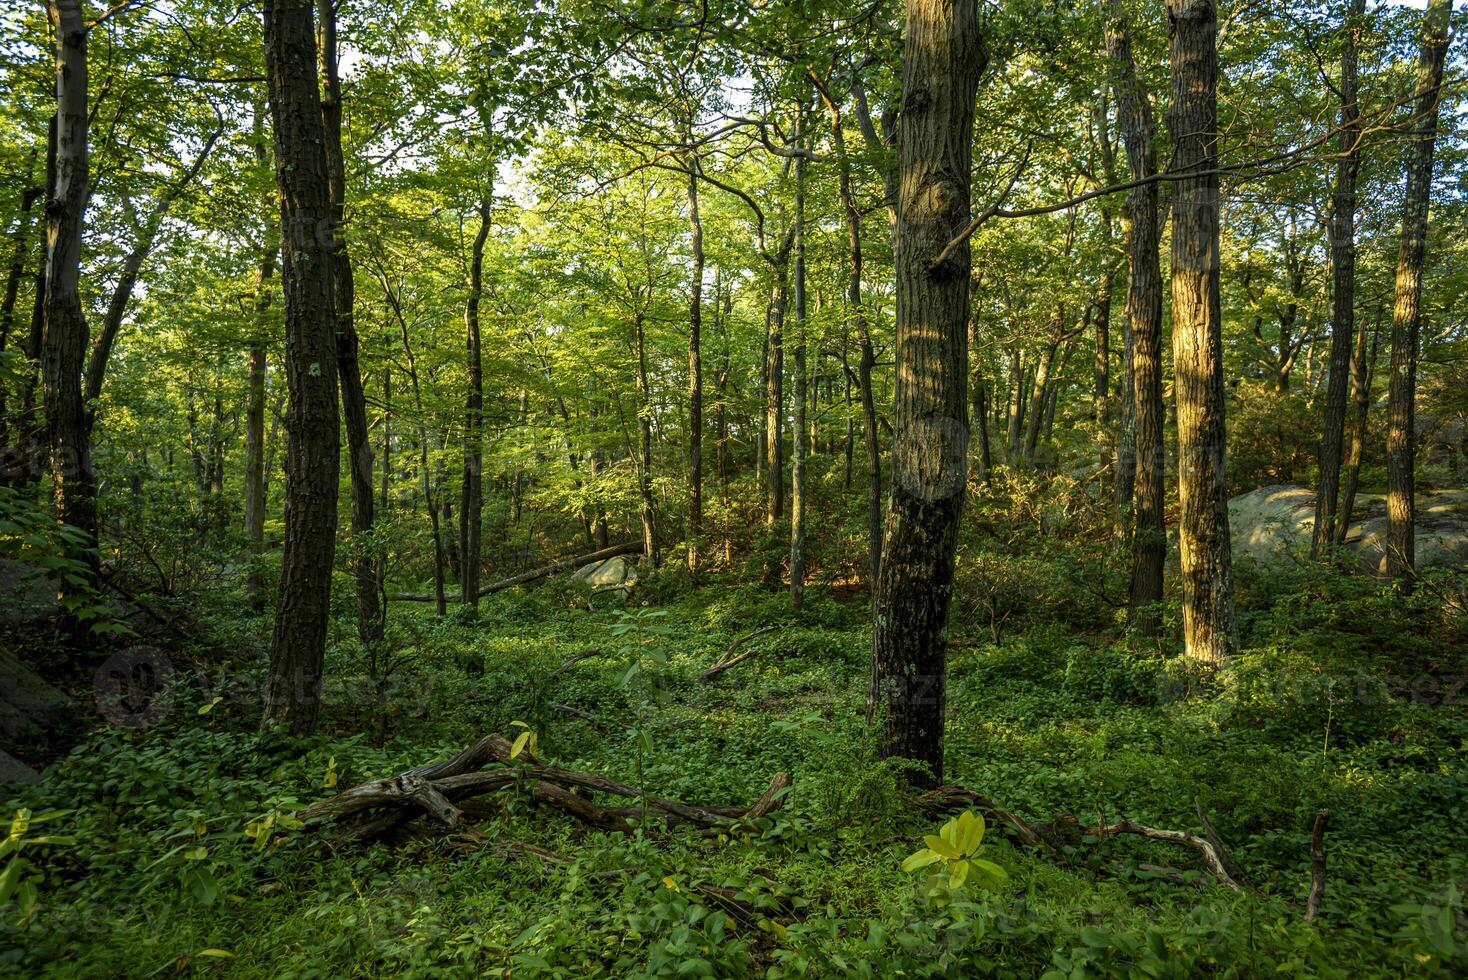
[1,808,74,922]
[902,811,1007,901]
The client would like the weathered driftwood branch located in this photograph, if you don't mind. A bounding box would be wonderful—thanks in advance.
[300,734,791,842]
[1087,818,1242,891]
[1194,801,1248,887]
[699,626,780,681]
[392,542,641,602]
[1305,809,1329,921]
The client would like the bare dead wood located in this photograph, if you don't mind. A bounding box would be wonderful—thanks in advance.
[699,625,779,681]
[298,772,461,828]
[391,542,641,602]
[917,785,1049,849]
[1087,818,1242,891]
[1305,809,1329,921]
[1194,801,1249,887]
[550,649,608,680]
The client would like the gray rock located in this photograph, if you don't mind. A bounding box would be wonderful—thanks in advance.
[1227,484,1467,572]
[0,749,40,796]
[572,555,640,590]
[0,651,82,753]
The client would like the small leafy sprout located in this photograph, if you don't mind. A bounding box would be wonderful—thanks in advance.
[902,810,1007,899]
[509,720,538,760]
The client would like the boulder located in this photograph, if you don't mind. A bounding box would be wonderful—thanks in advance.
[572,555,640,590]
[1227,484,1468,572]
[0,651,83,764]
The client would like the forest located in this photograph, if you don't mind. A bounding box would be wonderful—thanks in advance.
[1,0,1466,975]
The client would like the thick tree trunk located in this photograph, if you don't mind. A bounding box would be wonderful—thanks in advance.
[1386,0,1452,584]
[263,0,342,734]
[1312,0,1365,557]
[789,135,808,611]
[1167,0,1234,667]
[1337,306,1381,545]
[42,0,97,590]
[461,189,490,606]
[1107,0,1165,635]
[686,162,703,578]
[318,0,381,642]
[869,0,985,786]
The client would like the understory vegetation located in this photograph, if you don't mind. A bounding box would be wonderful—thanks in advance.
[5,485,1466,977]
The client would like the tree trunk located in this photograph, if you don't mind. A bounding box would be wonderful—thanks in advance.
[0,177,40,452]
[263,0,342,734]
[1312,0,1366,556]
[244,106,278,607]
[318,0,381,642]
[1167,0,1234,667]
[869,0,985,786]
[686,161,703,578]
[461,187,490,606]
[789,129,808,611]
[1107,0,1165,635]
[1386,0,1452,584]
[42,0,97,594]
[634,311,658,568]
[765,254,787,525]
[1337,306,1381,545]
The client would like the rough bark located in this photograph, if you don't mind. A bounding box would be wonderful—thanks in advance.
[1386,0,1452,584]
[1167,0,1235,667]
[263,0,342,734]
[868,0,985,786]
[1312,0,1366,556]
[1337,306,1381,544]
[1107,0,1165,634]
[318,0,381,642]
[42,0,97,585]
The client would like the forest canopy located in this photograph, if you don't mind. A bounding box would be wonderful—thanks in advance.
[1,0,1466,976]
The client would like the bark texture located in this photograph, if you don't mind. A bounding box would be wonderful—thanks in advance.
[869,0,985,786]
[263,0,342,733]
[1386,0,1452,583]
[1167,0,1234,666]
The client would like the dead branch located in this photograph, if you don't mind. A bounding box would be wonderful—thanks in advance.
[392,542,640,602]
[1194,801,1249,887]
[699,626,779,681]
[1305,809,1329,921]
[917,785,1050,849]
[550,649,608,680]
[1088,818,1242,891]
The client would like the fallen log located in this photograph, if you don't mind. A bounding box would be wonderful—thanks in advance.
[699,626,780,682]
[299,733,791,842]
[1086,818,1242,891]
[1305,809,1329,921]
[392,542,641,602]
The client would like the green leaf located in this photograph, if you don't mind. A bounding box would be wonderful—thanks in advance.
[923,834,961,860]
[510,731,533,759]
[0,856,22,906]
[901,849,942,873]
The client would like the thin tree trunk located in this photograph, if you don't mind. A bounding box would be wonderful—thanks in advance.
[765,255,787,525]
[244,106,278,607]
[0,178,40,451]
[634,311,658,568]
[461,183,490,606]
[686,161,703,578]
[1107,0,1165,635]
[1386,0,1452,584]
[42,0,98,596]
[1167,0,1234,667]
[1094,274,1113,474]
[1312,0,1366,556]
[869,0,985,786]
[1337,305,1381,545]
[263,0,342,733]
[790,124,808,611]
[318,0,381,641]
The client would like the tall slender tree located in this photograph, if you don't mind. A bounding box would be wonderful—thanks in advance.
[1105,0,1164,635]
[1386,0,1453,584]
[262,0,342,733]
[868,0,985,785]
[1167,0,1234,667]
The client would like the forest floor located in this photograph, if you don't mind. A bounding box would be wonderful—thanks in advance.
[3,559,1467,977]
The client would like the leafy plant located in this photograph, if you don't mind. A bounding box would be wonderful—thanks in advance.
[0,808,74,922]
[902,811,1008,903]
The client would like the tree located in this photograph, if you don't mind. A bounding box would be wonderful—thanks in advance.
[1311,0,1366,558]
[262,0,341,733]
[1105,0,1164,635]
[41,0,96,593]
[868,0,985,785]
[1385,0,1453,584]
[1167,0,1234,667]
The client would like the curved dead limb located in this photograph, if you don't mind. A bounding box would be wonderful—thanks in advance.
[917,785,1049,849]
[549,649,608,680]
[1087,818,1242,891]
[298,772,461,828]
[1194,800,1249,887]
[1305,809,1329,921]
[699,625,780,681]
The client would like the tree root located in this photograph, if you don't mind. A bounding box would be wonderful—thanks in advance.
[299,734,791,843]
